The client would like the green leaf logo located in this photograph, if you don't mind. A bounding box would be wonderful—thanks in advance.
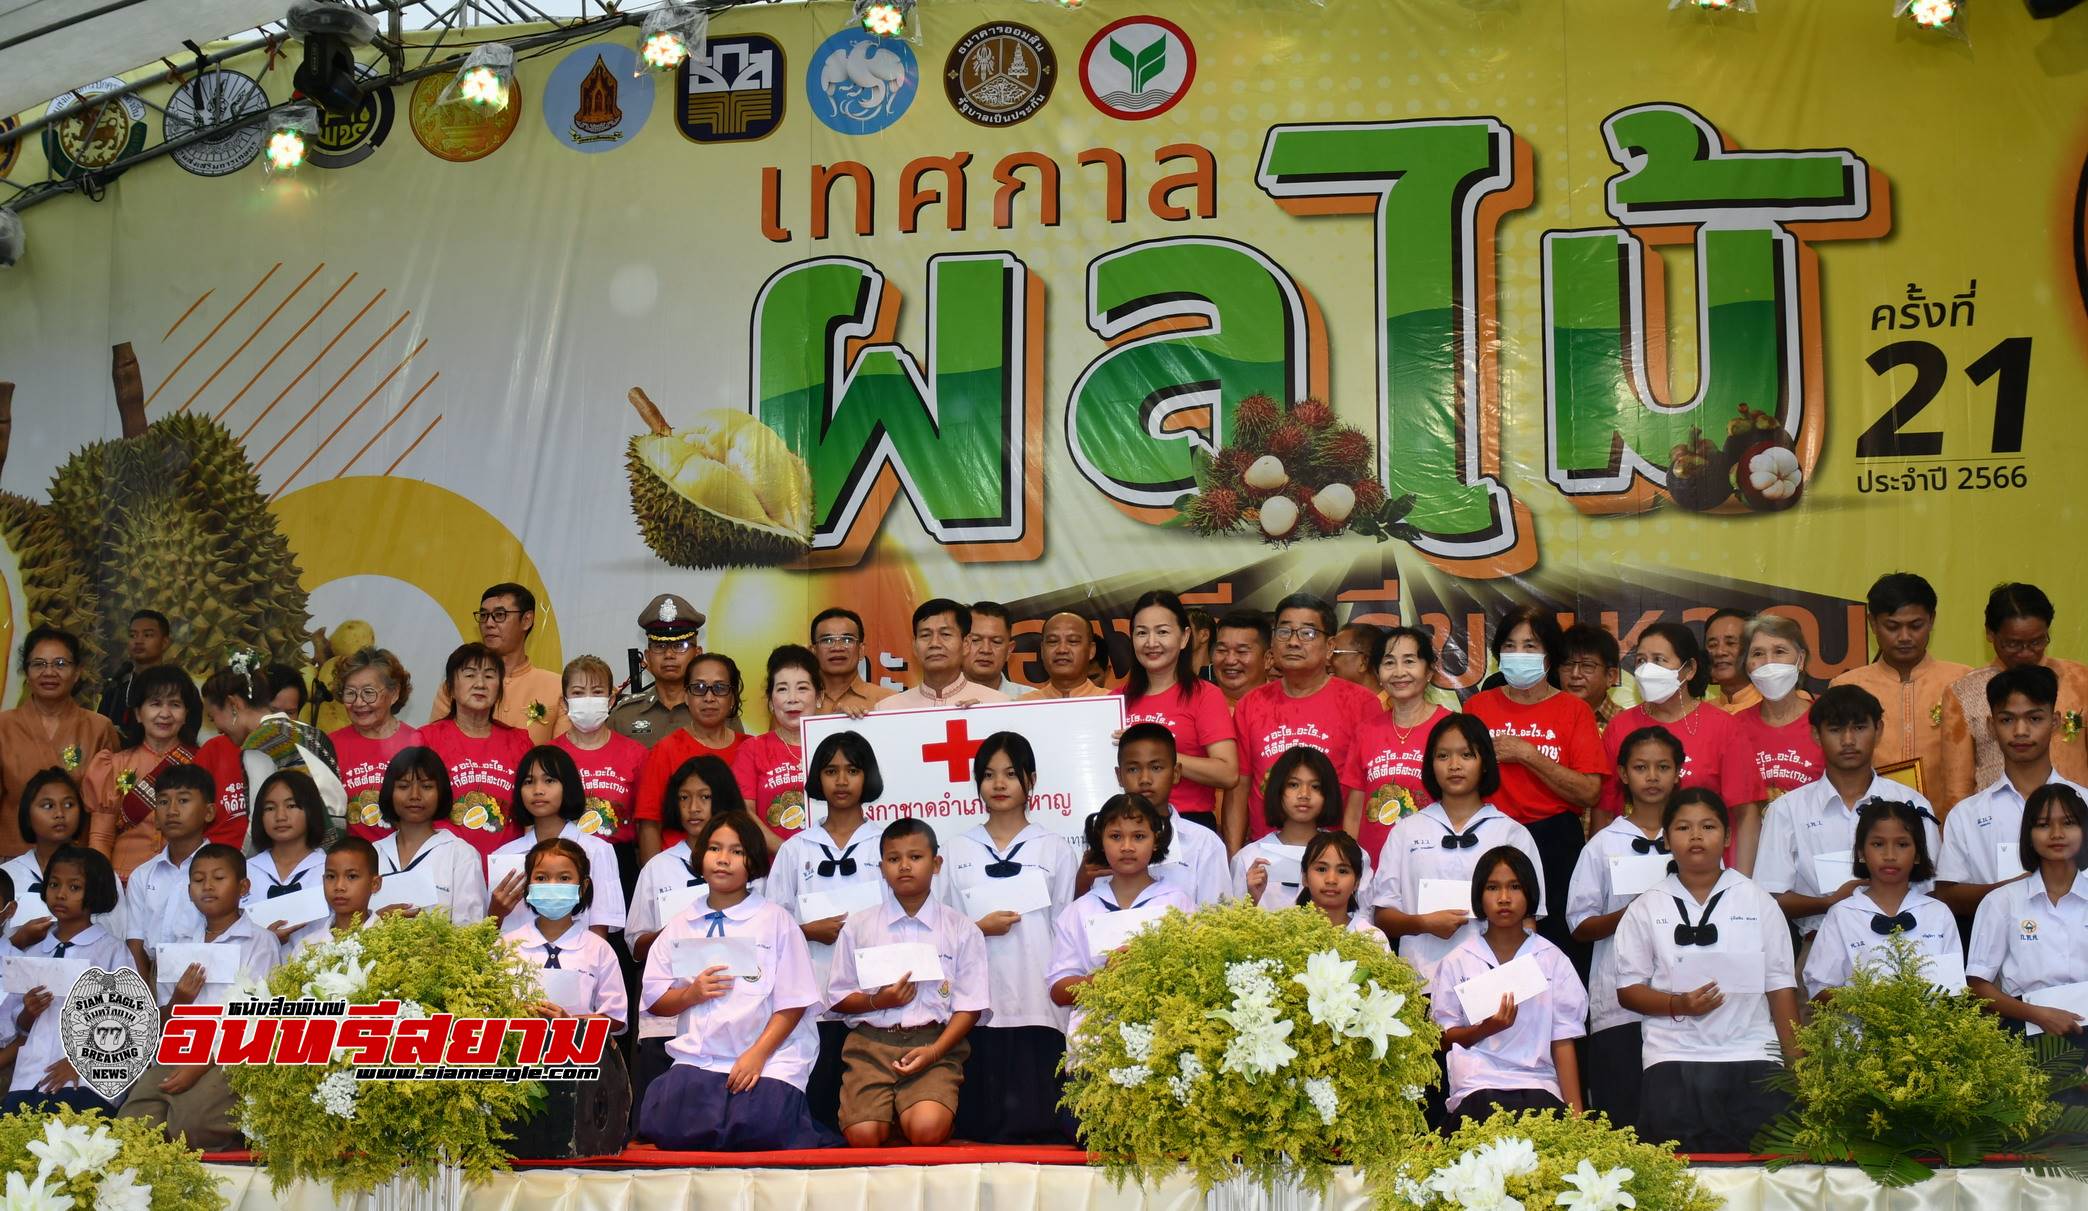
[1108,33,1169,94]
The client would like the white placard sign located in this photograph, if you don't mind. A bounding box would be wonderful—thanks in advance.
[799,696,1127,845]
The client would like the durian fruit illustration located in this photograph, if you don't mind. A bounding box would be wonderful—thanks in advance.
[45,343,311,679]
[0,381,104,701]
[625,387,812,568]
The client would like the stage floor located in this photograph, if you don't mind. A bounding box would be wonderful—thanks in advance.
[195,1148,2086,1209]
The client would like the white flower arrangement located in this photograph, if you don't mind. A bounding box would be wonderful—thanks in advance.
[312,1071,360,1119]
[1303,1077,1340,1127]
[1391,1109,1715,1211]
[0,1109,219,1211]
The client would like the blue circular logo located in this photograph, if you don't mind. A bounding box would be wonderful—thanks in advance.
[806,30,918,136]
[543,43,654,153]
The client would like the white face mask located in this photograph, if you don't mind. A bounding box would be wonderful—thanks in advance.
[1748,662,1803,703]
[1635,663,1683,705]
[566,695,611,732]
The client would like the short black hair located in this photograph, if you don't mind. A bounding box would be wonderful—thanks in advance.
[1263,746,1342,829]
[1561,623,1620,670]
[1989,664,2060,711]
[45,845,119,917]
[1421,713,1502,801]
[123,664,203,750]
[264,664,306,711]
[442,643,504,720]
[807,730,884,803]
[973,731,1038,795]
[1637,621,1712,699]
[156,763,217,804]
[1852,798,1936,883]
[250,770,331,850]
[524,837,594,913]
[696,811,773,881]
[668,755,745,830]
[881,816,940,856]
[378,746,453,825]
[325,834,381,877]
[1663,787,1730,833]
[1810,684,1885,730]
[1615,725,1684,770]
[1117,721,1178,760]
[1083,793,1173,868]
[1293,831,1369,912]
[19,625,81,673]
[968,601,1012,631]
[514,744,586,822]
[1214,609,1271,647]
[191,842,248,884]
[1272,592,1336,636]
[1378,626,1438,671]
[0,867,12,905]
[810,607,866,643]
[17,768,85,848]
[1867,572,1938,617]
[912,597,971,636]
[1707,607,1751,629]
[482,582,538,634]
[1985,582,2055,633]
[2022,784,2088,872]
[1471,844,1541,920]
[690,652,744,720]
[765,644,820,695]
[129,609,172,635]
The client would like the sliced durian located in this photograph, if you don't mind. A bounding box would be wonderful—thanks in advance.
[625,387,813,569]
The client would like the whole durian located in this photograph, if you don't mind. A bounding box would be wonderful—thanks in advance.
[46,344,311,679]
[625,387,812,568]
[0,381,104,700]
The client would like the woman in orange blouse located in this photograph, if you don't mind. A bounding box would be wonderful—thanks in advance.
[0,627,118,860]
[83,664,204,879]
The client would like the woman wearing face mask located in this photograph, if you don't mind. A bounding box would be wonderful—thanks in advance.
[1465,606,1607,959]
[1726,615,1820,873]
[554,655,648,899]
[1598,623,1751,816]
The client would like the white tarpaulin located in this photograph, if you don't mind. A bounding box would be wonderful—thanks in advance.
[0,0,284,122]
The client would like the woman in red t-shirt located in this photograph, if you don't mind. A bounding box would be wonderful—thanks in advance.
[1601,621,1751,815]
[634,652,746,863]
[327,647,420,842]
[1464,606,1606,957]
[734,645,820,848]
[1354,626,1451,862]
[1726,614,1821,872]
[1120,590,1239,835]
[553,653,648,896]
[418,643,530,866]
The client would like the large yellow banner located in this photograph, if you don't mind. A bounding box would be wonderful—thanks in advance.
[0,0,2081,718]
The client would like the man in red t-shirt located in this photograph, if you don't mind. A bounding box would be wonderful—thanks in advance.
[1226,594,1379,852]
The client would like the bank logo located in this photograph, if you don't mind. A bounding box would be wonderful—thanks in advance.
[678,33,786,143]
[410,72,521,162]
[946,23,1056,128]
[165,70,270,177]
[60,967,158,1102]
[309,64,395,169]
[42,79,149,181]
[544,44,654,153]
[809,29,916,136]
[1079,16,1195,121]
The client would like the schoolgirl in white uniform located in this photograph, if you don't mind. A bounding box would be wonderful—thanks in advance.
[1803,798,1960,1000]
[1297,831,1388,947]
[487,746,626,936]
[1231,747,1369,907]
[370,746,489,923]
[245,771,332,951]
[1968,783,2088,1091]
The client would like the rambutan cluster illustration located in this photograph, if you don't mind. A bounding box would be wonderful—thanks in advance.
[1179,395,1416,545]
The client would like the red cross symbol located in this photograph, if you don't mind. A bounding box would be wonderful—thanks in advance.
[921,718,986,782]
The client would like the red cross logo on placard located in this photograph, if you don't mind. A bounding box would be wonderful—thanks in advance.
[921,718,985,782]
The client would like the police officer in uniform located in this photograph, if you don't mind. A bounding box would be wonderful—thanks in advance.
[609,594,706,748]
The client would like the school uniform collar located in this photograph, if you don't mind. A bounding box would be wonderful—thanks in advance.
[1844,886,1934,918]
[1598,815,1662,845]
[811,818,873,852]
[260,848,324,886]
[1090,876,1167,910]
[873,888,939,926]
[1450,929,1541,969]
[145,844,204,877]
[663,840,692,865]
[2020,869,2088,910]
[45,922,110,953]
[964,821,1051,852]
[205,916,264,943]
[512,920,589,949]
[1417,802,1506,837]
[1978,768,2084,809]
[1658,866,1747,907]
[702,891,767,923]
[382,829,460,870]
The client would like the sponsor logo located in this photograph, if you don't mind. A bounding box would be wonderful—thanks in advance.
[0,116,21,177]
[42,79,149,180]
[409,73,521,162]
[60,968,159,1101]
[1078,16,1195,121]
[808,29,918,136]
[544,44,654,154]
[309,64,395,169]
[677,33,786,143]
[946,22,1056,128]
[165,69,270,176]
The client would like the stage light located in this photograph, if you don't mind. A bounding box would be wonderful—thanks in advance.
[286,0,378,116]
[1905,0,1961,27]
[859,1,910,38]
[264,105,317,175]
[641,30,687,69]
[442,43,515,112]
[638,5,708,73]
[1669,0,1756,11]
[1055,0,1086,9]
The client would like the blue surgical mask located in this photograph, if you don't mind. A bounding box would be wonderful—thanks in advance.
[526,884,582,920]
[1498,652,1548,690]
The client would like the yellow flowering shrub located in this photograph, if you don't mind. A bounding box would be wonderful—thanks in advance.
[1381,1109,1717,1211]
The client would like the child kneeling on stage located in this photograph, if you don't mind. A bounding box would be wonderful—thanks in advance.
[825,818,989,1147]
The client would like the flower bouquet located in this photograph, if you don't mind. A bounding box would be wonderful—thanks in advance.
[0,1106,223,1211]
[226,913,546,1202]
[1753,933,2088,1186]
[1383,1109,1716,1211]
[1064,901,1439,1194]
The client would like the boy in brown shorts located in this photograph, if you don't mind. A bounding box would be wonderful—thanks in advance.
[824,819,989,1146]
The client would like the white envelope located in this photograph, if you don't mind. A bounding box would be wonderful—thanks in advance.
[654,884,706,926]
[1255,850,1308,910]
[671,937,760,980]
[10,889,51,925]
[2,955,90,996]
[537,968,591,1014]
[1996,842,2023,878]
[369,868,438,911]
[249,884,329,930]
[854,941,945,989]
[1811,851,1856,893]
[1919,948,1967,994]
[1416,878,1472,917]
[1664,947,1767,995]
[962,869,1053,918]
[798,880,882,924]
[487,853,528,893]
[1087,903,1168,956]
[1608,853,1668,897]
[1453,953,1551,1024]
[2024,982,2088,1035]
[154,942,241,987]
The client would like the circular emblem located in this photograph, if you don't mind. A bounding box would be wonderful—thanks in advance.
[945,23,1056,128]
[0,117,18,177]
[2024,918,2040,935]
[1079,16,1196,121]
[577,797,619,836]
[767,790,808,834]
[1367,783,1418,826]
[807,29,918,136]
[409,73,521,162]
[452,791,504,832]
[42,79,149,181]
[165,70,270,176]
[309,64,395,169]
[543,44,654,154]
[59,967,159,1103]
[350,790,385,830]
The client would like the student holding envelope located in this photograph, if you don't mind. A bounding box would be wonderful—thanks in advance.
[1,846,132,1114]
[1967,784,2088,1087]
[1802,799,1961,1000]
[4,768,128,949]
[1427,846,1587,1130]
[943,733,1077,1144]
[244,771,332,951]
[369,748,489,923]
[1230,748,1368,910]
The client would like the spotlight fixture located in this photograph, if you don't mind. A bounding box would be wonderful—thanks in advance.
[857,0,912,38]
[285,0,378,115]
[1902,0,1961,28]
[1669,0,1756,10]
[264,105,318,174]
[639,5,709,72]
[442,43,515,112]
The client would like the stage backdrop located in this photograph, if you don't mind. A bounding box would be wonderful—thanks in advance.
[2,0,2086,723]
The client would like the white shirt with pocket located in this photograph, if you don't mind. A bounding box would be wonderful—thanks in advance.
[1564,815,1669,1035]
[1427,931,1588,1112]
[1966,869,2088,999]
[945,824,1077,1031]
[1368,803,1547,985]
[1612,869,1796,1067]
[1754,774,1939,935]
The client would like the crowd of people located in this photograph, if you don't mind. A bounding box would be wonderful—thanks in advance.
[0,571,2081,1158]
